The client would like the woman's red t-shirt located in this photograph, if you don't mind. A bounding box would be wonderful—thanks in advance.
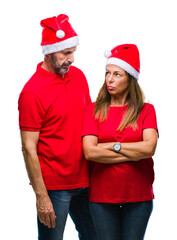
[82,103,158,203]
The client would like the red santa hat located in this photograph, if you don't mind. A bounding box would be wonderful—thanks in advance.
[104,44,140,80]
[40,14,79,55]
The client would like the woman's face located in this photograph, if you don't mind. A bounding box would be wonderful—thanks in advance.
[105,64,129,98]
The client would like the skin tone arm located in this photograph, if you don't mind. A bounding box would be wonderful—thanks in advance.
[83,136,137,164]
[83,129,158,164]
[20,130,56,228]
[98,128,158,160]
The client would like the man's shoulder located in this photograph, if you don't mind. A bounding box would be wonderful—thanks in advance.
[69,66,85,77]
[21,71,40,92]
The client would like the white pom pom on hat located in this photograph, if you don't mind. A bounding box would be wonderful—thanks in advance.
[104,50,112,58]
[56,30,65,39]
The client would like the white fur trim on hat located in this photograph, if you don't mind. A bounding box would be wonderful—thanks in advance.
[106,58,139,80]
[42,36,79,55]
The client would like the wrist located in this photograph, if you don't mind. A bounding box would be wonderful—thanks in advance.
[113,142,121,152]
[35,189,48,199]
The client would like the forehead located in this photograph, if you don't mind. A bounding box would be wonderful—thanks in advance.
[61,46,77,53]
[106,64,126,73]
[53,47,77,57]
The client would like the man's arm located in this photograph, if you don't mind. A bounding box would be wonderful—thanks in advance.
[20,130,56,228]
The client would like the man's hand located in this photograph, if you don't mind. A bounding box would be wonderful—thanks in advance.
[37,194,56,228]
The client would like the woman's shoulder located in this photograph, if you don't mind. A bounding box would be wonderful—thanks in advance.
[141,102,156,116]
[142,102,155,110]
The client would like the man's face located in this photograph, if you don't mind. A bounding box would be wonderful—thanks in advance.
[49,46,76,76]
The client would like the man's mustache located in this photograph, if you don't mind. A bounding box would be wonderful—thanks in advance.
[62,62,72,67]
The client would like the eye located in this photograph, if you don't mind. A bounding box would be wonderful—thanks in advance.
[115,72,121,77]
[62,51,72,56]
[105,71,110,76]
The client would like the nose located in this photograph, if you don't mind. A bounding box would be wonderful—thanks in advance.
[68,53,74,63]
[107,74,114,83]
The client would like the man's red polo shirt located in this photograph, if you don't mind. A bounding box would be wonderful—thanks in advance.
[18,62,91,190]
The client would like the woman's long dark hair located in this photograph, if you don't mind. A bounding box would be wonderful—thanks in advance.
[94,73,145,131]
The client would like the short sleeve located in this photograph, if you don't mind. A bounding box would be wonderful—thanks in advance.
[18,91,45,131]
[142,104,158,133]
[81,71,91,106]
[82,104,99,137]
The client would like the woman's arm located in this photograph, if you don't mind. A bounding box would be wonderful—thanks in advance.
[98,128,158,160]
[82,135,138,164]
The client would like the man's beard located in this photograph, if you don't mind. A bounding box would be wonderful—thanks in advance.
[50,54,71,76]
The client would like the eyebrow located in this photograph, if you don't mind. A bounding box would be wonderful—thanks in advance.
[106,70,122,74]
[62,48,76,54]
[62,50,73,54]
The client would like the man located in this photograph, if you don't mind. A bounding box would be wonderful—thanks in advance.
[18,14,97,240]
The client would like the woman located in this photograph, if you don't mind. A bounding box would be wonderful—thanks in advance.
[82,44,158,240]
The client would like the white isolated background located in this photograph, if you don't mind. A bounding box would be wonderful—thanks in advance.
[0,0,176,239]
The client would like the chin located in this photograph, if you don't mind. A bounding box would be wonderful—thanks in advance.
[62,67,70,73]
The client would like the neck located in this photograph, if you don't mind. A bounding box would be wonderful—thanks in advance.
[41,59,54,73]
[110,95,128,107]
[41,59,65,78]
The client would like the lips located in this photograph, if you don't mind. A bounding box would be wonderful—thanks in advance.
[62,65,70,68]
[63,62,71,67]
[107,86,114,90]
